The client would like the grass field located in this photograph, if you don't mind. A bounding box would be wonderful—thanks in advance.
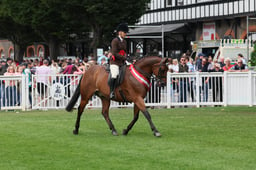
[0,107,256,170]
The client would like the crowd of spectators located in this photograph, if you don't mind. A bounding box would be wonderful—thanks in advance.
[167,52,249,107]
[0,52,111,108]
[0,50,251,108]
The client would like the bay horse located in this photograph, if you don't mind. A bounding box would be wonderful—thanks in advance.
[66,56,169,137]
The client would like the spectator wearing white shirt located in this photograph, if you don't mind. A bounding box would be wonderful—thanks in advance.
[50,60,61,83]
[238,53,247,65]
[186,57,195,102]
[35,60,52,107]
[168,58,179,104]
[169,59,179,73]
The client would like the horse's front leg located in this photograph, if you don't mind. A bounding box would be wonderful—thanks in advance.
[141,110,161,137]
[101,98,118,136]
[123,104,140,135]
[135,97,161,137]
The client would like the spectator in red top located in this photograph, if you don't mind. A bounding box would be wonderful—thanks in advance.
[63,64,73,74]
[39,56,44,66]
[222,58,234,71]
[71,65,83,86]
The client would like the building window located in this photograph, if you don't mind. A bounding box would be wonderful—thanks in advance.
[177,0,184,6]
[166,0,172,7]
[38,47,44,57]
[197,0,219,3]
[166,0,184,7]
[166,0,220,7]
[9,48,14,58]
[27,46,35,57]
[146,2,151,11]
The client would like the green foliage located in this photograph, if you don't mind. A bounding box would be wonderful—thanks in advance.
[80,0,151,50]
[0,0,150,59]
[0,107,256,169]
[250,43,256,66]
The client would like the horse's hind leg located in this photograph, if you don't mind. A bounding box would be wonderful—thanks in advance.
[135,98,161,137]
[101,99,118,136]
[73,100,87,135]
[123,104,140,135]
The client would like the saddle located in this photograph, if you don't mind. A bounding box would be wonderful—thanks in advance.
[107,65,126,88]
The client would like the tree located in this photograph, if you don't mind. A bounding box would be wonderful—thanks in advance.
[250,43,256,67]
[82,0,151,56]
[1,0,87,60]
[0,1,43,62]
[0,17,44,62]
[1,0,150,60]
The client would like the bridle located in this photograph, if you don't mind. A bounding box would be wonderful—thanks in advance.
[133,58,167,85]
[153,59,168,85]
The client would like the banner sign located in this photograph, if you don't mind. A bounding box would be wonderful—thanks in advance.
[203,23,215,40]
[50,83,65,100]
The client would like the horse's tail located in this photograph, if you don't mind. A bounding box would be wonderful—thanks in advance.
[65,77,82,112]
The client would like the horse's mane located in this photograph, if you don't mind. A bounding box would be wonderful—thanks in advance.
[134,56,162,65]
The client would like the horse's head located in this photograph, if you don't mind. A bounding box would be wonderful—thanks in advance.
[152,57,169,86]
[133,56,169,87]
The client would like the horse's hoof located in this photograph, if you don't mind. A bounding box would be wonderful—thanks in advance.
[122,129,128,136]
[154,132,162,137]
[73,130,78,135]
[112,131,119,136]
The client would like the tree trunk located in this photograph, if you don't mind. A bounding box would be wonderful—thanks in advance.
[90,25,103,59]
[14,43,26,63]
[48,37,60,61]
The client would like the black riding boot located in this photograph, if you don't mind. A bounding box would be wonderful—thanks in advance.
[110,78,116,99]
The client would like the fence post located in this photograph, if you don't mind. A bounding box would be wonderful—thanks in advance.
[167,72,171,109]
[223,71,228,107]
[248,71,253,107]
[196,72,200,108]
[21,75,27,111]
[31,75,35,110]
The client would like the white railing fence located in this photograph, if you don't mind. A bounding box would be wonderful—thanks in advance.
[31,74,82,110]
[167,72,256,108]
[0,72,256,111]
[0,75,27,111]
[30,74,167,110]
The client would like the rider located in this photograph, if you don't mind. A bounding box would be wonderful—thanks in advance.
[109,23,129,99]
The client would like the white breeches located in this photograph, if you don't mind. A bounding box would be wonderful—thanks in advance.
[110,64,119,78]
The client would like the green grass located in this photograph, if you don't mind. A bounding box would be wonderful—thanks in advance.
[0,107,256,170]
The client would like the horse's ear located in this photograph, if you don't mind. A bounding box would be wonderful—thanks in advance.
[161,57,169,66]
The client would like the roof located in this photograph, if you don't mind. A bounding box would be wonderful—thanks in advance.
[127,23,185,36]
